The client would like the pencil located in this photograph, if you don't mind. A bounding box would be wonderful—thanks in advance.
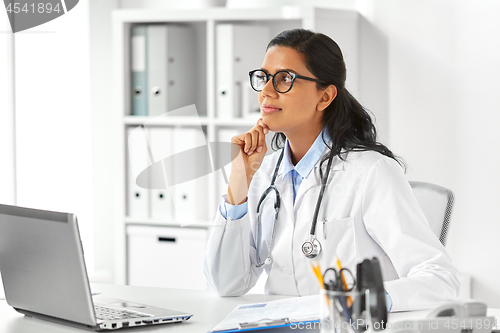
[309,260,329,306]
[334,255,353,307]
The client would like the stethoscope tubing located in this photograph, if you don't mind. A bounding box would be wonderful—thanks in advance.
[255,144,335,267]
[255,150,284,268]
[309,149,335,236]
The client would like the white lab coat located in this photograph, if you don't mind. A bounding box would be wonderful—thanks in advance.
[204,148,460,312]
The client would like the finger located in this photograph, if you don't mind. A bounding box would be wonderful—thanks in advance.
[243,132,253,154]
[246,129,261,155]
[231,133,247,147]
[257,118,270,134]
[252,125,266,153]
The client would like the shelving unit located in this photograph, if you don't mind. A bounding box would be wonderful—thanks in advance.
[111,6,360,287]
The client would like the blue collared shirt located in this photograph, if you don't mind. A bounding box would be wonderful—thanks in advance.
[281,130,330,204]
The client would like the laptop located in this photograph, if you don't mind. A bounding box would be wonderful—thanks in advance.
[0,203,192,331]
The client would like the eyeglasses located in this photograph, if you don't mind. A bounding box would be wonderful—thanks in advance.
[249,68,326,94]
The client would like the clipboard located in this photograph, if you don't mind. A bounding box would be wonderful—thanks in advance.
[209,295,320,332]
[220,319,320,332]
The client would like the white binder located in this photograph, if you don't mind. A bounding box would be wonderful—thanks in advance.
[215,24,270,119]
[147,24,196,116]
[216,128,239,196]
[215,24,234,119]
[147,25,167,117]
[148,127,174,220]
[171,127,208,224]
[127,126,151,218]
[241,83,261,120]
[165,25,196,112]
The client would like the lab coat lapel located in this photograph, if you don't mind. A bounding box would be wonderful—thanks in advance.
[274,174,294,226]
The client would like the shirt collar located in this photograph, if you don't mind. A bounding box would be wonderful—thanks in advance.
[280,129,331,181]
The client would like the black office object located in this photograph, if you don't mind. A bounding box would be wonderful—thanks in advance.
[352,257,387,331]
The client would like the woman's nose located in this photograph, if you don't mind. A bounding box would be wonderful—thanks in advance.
[261,78,278,98]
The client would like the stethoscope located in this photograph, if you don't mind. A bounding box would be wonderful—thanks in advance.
[255,147,335,267]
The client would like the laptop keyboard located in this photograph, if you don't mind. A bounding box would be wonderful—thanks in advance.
[94,304,152,321]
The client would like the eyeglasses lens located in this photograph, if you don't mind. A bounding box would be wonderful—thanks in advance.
[251,71,267,91]
[274,72,293,93]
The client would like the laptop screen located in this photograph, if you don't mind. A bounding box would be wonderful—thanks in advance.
[0,204,96,326]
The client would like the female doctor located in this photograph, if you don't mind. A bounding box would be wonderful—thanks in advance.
[204,29,459,312]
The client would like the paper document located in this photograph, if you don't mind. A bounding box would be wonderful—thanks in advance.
[210,295,319,332]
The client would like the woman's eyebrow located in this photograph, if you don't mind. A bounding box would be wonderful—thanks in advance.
[261,68,299,74]
[280,68,298,74]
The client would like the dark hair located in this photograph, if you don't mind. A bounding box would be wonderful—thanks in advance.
[266,29,405,170]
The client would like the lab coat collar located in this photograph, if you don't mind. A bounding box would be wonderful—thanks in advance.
[278,130,335,179]
[279,142,295,180]
[317,148,346,173]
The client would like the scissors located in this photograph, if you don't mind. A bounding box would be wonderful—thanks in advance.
[323,267,355,325]
[323,267,355,292]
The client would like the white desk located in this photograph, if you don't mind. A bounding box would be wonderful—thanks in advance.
[0,284,499,333]
[0,284,295,333]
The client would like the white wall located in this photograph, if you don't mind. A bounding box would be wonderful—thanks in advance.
[358,0,500,306]
[0,11,16,298]
[0,13,16,205]
[1,2,94,272]
[89,0,120,284]
[358,0,458,184]
[452,0,500,306]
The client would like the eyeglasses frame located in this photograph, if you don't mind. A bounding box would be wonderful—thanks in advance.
[248,68,326,94]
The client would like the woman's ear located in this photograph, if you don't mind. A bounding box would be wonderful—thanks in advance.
[317,85,337,111]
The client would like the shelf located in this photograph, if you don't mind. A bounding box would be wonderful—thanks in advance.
[112,6,353,24]
[124,115,259,127]
[124,115,210,126]
[125,216,212,229]
[213,116,260,127]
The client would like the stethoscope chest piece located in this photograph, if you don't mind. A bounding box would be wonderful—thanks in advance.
[302,237,322,259]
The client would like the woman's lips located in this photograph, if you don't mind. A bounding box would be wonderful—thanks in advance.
[261,104,282,114]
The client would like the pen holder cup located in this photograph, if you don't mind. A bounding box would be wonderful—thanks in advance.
[320,289,367,333]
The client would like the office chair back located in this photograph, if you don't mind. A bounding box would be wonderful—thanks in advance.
[409,181,454,246]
